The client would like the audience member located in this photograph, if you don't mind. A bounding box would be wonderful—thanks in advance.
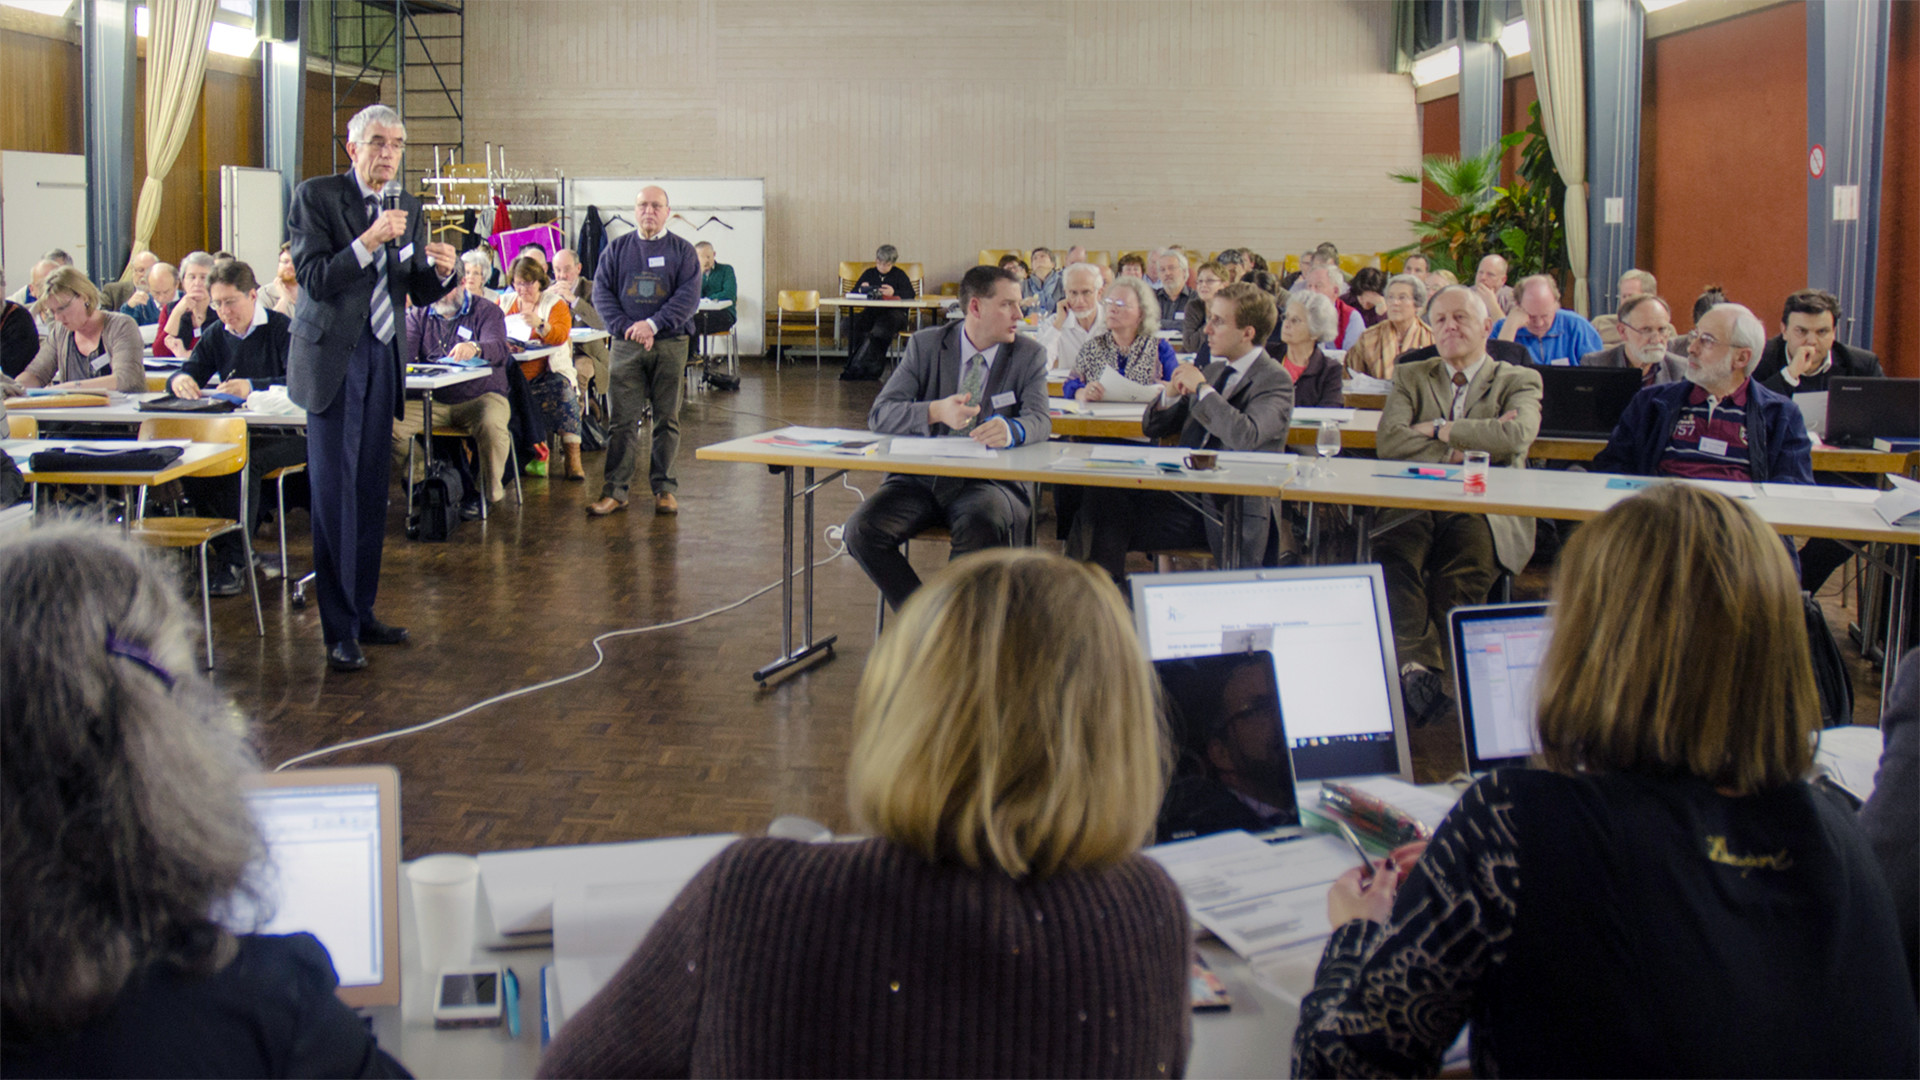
[6,259,56,308]
[551,247,590,304]
[43,248,75,267]
[1215,248,1247,283]
[1035,262,1105,370]
[0,525,411,1078]
[587,186,700,517]
[1399,252,1429,276]
[1493,274,1603,365]
[551,247,607,393]
[1669,284,1727,354]
[1154,248,1191,324]
[1343,273,1430,381]
[1,298,39,378]
[394,278,515,520]
[1375,285,1542,726]
[995,253,1029,282]
[1062,245,1088,266]
[99,250,157,313]
[1590,311,1622,349]
[1293,483,1918,1077]
[123,260,177,325]
[1860,648,1919,989]
[1752,288,1883,396]
[1472,252,1515,317]
[1343,266,1388,328]
[539,547,1190,1078]
[459,250,497,304]
[1617,267,1657,302]
[167,259,304,595]
[1421,267,1457,296]
[1581,294,1686,385]
[500,256,585,483]
[1022,246,1061,314]
[1301,264,1365,350]
[1275,291,1345,408]
[839,243,915,382]
[157,251,217,359]
[1068,282,1291,578]
[260,241,299,317]
[691,240,737,374]
[1062,277,1175,402]
[1116,253,1148,279]
[1181,261,1227,353]
[18,267,144,392]
[1592,303,1812,485]
[515,242,549,270]
[844,266,1049,610]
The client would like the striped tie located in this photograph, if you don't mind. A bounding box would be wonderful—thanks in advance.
[366,196,394,344]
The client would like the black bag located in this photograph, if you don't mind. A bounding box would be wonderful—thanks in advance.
[29,445,185,471]
[579,409,609,453]
[406,460,465,542]
[1804,592,1855,727]
[137,395,237,414]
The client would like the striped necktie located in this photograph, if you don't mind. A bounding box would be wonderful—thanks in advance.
[366,195,394,345]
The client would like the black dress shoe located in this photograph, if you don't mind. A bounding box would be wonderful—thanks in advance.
[328,640,368,672]
[358,619,410,646]
[460,495,484,521]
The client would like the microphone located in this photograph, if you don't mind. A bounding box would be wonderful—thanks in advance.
[380,181,403,248]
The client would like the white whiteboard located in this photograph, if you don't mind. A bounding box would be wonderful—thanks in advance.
[566,178,765,356]
[2,151,89,285]
[221,166,285,286]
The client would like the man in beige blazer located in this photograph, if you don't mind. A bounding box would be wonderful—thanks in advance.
[1375,284,1543,725]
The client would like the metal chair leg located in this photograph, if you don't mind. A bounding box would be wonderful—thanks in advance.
[275,475,291,606]
[198,543,215,670]
[240,470,263,637]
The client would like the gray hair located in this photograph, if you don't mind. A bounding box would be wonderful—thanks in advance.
[179,251,216,273]
[1385,272,1429,309]
[1105,275,1161,338]
[347,103,404,145]
[875,245,899,264]
[1216,249,1246,268]
[1,524,268,1034]
[1312,264,1346,292]
[1155,249,1190,279]
[460,250,491,273]
[1063,261,1103,291]
[1429,283,1490,323]
[1287,290,1338,343]
[1711,302,1767,354]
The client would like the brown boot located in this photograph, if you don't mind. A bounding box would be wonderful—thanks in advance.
[564,442,586,481]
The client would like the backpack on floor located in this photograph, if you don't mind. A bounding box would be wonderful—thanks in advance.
[1803,592,1855,727]
[407,460,465,543]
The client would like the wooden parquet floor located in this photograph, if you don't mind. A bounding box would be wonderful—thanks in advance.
[198,360,1888,860]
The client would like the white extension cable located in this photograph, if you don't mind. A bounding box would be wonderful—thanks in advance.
[273,472,870,771]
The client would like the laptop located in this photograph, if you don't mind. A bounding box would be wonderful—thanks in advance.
[243,765,403,1007]
[1536,366,1645,438]
[1131,565,1413,783]
[1152,652,1300,843]
[1447,603,1551,774]
[1826,377,1920,449]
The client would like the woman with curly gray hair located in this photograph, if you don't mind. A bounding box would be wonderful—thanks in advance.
[0,525,407,1078]
[1061,276,1176,402]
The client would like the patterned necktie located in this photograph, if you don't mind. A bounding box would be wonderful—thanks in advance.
[958,354,986,431]
[1450,369,1469,419]
[366,195,394,344]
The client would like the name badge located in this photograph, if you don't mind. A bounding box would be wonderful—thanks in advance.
[398,243,415,261]
[1549,358,1571,366]
[648,256,666,268]
[457,326,473,340]
[91,352,113,372]
[1699,436,1729,457]
[991,391,1016,409]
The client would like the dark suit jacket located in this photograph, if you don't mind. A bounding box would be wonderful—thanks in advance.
[869,322,1051,501]
[285,171,454,416]
[1753,336,1883,396]
[1142,349,1294,567]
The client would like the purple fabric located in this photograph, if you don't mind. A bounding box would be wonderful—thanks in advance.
[488,223,565,274]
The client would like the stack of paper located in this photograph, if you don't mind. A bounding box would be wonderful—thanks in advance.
[1814,725,1884,802]
[1095,367,1163,403]
[1875,475,1920,527]
[755,427,882,455]
[1145,831,1358,959]
[888,436,996,458]
[1345,373,1394,396]
[1293,408,1357,426]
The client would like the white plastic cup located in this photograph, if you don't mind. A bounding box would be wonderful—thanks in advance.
[1462,450,1491,495]
[407,853,480,976]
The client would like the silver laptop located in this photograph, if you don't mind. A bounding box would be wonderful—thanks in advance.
[1447,603,1550,774]
[1131,565,1414,782]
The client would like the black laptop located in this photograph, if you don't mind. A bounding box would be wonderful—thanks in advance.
[1152,652,1300,844]
[1826,377,1920,449]
[1536,366,1645,439]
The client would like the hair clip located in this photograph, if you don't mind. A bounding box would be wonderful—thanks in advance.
[105,632,177,691]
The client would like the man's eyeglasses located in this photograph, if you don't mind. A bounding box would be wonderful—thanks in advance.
[210,295,248,311]
[1692,332,1725,351]
[1622,321,1672,337]
[1102,298,1133,309]
[362,136,406,156]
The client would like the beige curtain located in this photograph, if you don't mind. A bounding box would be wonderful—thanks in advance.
[125,0,219,280]
[1521,0,1589,316]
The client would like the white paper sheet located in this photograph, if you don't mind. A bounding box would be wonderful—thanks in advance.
[1814,725,1884,802]
[1146,831,1361,959]
[1675,478,1760,499]
[1096,367,1166,403]
[887,436,997,458]
[1293,408,1358,425]
[1344,374,1395,395]
[477,834,736,935]
[550,877,686,1026]
[1875,474,1920,527]
[1794,391,1829,438]
[1757,483,1881,503]
[502,314,534,342]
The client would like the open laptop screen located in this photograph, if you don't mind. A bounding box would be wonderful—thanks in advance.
[1153,652,1299,843]
[1449,603,1550,771]
[1132,567,1411,781]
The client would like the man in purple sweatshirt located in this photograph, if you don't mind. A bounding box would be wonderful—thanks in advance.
[587,186,702,516]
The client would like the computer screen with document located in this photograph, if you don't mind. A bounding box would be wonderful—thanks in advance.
[1448,603,1551,772]
[1131,566,1412,781]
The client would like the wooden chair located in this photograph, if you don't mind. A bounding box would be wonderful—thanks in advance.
[1338,253,1382,276]
[838,261,926,298]
[1151,547,1215,574]
[978,249,1021,266]
[1083,250,1112,268]
[146,373,173,392]
[773,289,823,368]
[128,416,263,669]
[938,282,960,296]
[6,416,35,439]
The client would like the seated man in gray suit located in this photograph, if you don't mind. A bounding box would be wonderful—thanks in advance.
[846,265,1051,609]
[1580,293,1686,385]
[1376,285,1542,726]
[1069,282,1294,581]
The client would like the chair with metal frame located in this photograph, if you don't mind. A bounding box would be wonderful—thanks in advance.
[773,289,824,369]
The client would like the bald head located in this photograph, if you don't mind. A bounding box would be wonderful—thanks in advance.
[636,186,670,238]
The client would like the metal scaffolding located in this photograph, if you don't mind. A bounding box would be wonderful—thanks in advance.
[324,0,464,193]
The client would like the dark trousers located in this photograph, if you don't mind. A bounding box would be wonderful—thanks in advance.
[844,308,906,374]
[179,434,307,569]
[1375,511,1498,673]
[1068,488,1209,582]
[1802,537,1853,594]
[846,475,1028,609]
[603,335,689,501]
[307,327,397,646]
[693,308,737,371]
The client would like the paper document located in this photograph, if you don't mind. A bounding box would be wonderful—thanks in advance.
[1875,474,1920,527]
[887,436,997,458]
[478,834,736,935]
[1677,478,1761,499]
[1096,367,1165,403]
[1052,398,1149,419]
[1338,777,1461,836]
[1089,445,1192,466]
[1344,374,1395,396]
[1758,483,1880,503]
[1293,408,1357,426]
[1795,391,1829,438]
[550,877,686,1027]
[502,314,535,342]
[1814,725,1885,802]
[755,427,881,455]
[1146,831,1359,958]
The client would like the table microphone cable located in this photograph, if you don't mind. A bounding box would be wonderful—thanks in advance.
[273,472,871,771]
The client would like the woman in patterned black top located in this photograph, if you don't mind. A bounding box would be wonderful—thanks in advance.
[1292,484,1918,1078]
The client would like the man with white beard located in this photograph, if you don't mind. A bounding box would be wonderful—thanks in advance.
[391,277,515,521]
[1581,294,1686,385]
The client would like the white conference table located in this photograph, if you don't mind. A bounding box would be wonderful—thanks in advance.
[373,850,1298,1080]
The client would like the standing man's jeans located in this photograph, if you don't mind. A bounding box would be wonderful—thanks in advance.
[602,334,690,503]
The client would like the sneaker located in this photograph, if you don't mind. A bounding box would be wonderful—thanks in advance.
[459,494,484,521]
[207,562,245,598]
[1399,664,1452,728]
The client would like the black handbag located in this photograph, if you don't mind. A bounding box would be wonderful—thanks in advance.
[406,460,465,542]
[29,445,185,472]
